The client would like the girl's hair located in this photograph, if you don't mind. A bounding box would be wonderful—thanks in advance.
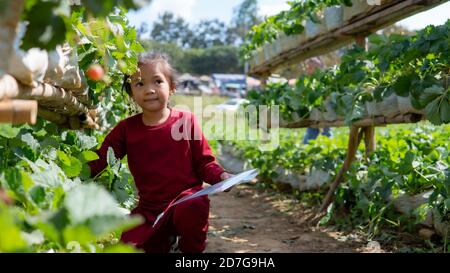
[122,52,178,96]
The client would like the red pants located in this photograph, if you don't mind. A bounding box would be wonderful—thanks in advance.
[121,187,210,253]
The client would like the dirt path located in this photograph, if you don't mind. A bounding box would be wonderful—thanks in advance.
[205,184,385,253]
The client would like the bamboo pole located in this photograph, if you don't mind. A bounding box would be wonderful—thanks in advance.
[37,106,68,124]
[0,74,19,100]
[17,81,89,115]
[0,99,37,124]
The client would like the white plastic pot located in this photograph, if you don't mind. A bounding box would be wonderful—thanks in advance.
[309,108,323,121]
[322,98,338,121]
[376,94,400,118]
[305,18,326,39]
[280,33,306,52]
[325,6,343,31]
[397,95,425,115]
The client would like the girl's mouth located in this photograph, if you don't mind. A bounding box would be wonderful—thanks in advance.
[144,98,159,102]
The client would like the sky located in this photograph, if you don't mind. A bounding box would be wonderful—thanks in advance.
[126,0,450,32]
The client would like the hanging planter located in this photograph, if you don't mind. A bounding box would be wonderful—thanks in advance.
[304,167,331,191]
[433,208,450,239]
[343,0,392,22]
[270,39,283,58]
[263,43,273,63]
[254,48,264,66]
[279,33,306,53]
[309,108,324,121]
[322,98,338,121]
[324,6,343,31]
[365,100,381,117]
[397,95,425,115]
[376,94,400,118]
[305,17,326,39]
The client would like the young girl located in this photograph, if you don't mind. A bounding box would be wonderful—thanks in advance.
[89,52,232,253]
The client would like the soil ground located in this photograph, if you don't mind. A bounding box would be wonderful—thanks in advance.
[204,184,428,253]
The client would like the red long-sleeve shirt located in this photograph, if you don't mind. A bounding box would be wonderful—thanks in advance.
[89,108,225,213]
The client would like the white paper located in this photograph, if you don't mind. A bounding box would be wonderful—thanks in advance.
[153,169,259,227]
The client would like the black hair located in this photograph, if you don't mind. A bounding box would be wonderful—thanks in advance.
[122,52,177,96]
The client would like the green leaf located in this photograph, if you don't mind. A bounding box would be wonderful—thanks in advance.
[29,160,64,188]
[420,85,444,105]
[29,186,46,207]
[107,147,118,166]
[21,1,67,50]
[75,133,98,150]
[35,221,60,245]
[3,168,34,200]
[0,203,28,252]
[444,198,450,210]
[0,124,20,139]
[103,243,142,253]
[393,75,412,97]
[20,230,45,246]
[62,225,97,245]
[61,157,83,178]
[21,133,40,151]
[425,96,443,125]
[64,184,124,224]
[440,97,450,124]
[57,151,71,166]
[86,215,141,237]
[80,151,99,163]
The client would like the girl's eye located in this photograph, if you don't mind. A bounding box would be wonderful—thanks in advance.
[135,82,144,87]
[155,79,163,85]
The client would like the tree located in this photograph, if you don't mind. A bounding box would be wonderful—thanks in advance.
[379,24,416,36]
[150,12,192,48]
[140,39,189,73]
[228,0,262,45]
[187,46,243,75]
[137,22,149,40]
[189,19,228,48]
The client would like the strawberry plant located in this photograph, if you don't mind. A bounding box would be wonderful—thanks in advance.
[0,1,148,253]
[247,20,450,125]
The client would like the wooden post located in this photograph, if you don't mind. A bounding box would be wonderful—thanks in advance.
[363,126,376,158]
[0,99,37,124]
[319,35,375,212]
[260,74,269,89]
[320,126,362,212]
[355,35,376,159]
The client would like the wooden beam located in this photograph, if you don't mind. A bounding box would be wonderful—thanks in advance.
[277,113,423,129]
[249,0,448,76]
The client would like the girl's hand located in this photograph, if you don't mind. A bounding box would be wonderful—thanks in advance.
[220,172,234,193]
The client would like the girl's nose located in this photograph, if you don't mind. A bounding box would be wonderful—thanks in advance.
[146,89,156,94]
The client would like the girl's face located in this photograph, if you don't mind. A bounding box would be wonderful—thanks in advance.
[130,62,173,112]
